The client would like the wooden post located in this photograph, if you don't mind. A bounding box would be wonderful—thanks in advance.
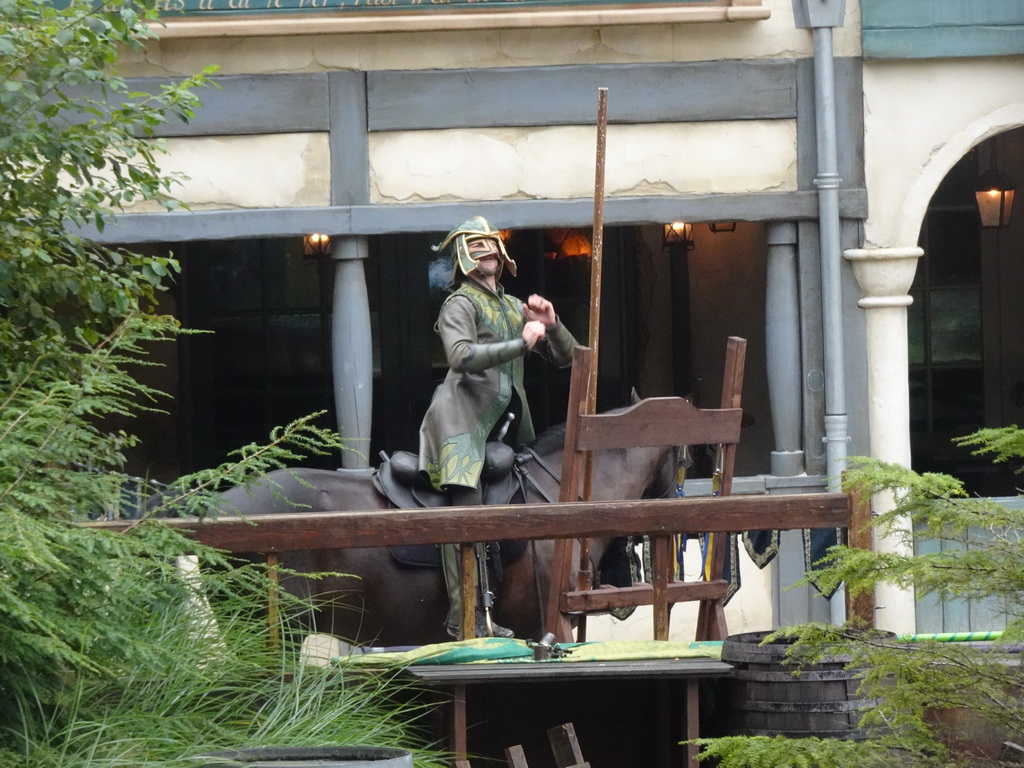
[459,542,477,639]
[546,346,594,642]
[694,336,746,641]
[577,86,608,643]
[266,551,280,651]
[846,480,875,627]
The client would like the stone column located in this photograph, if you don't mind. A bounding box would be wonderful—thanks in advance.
[843,246,923,635]
[766,221,805,477]
[331,236,373,472]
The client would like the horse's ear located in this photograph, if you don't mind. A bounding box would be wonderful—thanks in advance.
[630,387,641,405]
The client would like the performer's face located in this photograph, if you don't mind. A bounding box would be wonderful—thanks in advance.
[467,238,501,277]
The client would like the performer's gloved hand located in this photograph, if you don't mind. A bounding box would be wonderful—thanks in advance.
[522,320,546,349]
[524,294,557,328]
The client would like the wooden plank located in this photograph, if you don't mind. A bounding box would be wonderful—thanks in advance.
[367,61,797,132]
[90,493,853,553]
[402,659,735,684]
[575,401,742,451]
[547,723,586,768]
[561,581,728,613]
[505,745,529,768]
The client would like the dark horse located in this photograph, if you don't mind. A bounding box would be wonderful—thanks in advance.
[214,421,677,647]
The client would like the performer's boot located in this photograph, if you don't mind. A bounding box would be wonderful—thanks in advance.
[441,487,514,640]
[441,543,514,639]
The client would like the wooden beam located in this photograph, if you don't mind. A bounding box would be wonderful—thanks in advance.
[561,581,729,613]
[90,492,852,554]
[846,481,875,627]
[575,400,742,451]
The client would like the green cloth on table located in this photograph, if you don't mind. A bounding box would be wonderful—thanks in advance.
[343,637,723,667]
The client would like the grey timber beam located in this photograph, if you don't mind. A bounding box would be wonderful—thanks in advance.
[367,60,797,131]
[329,72,371,207]
[765,221,804,477]
[66,74,331,138]
[327,71,373,470]
[80,190,868,244]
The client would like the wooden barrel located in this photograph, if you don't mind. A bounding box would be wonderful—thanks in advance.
[196,747,414,768]
[722,631,881,740]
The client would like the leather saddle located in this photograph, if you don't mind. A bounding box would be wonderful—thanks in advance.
[374,442,527,568]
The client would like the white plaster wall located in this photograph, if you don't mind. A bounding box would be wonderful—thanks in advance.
[861,57,1024,249]
[370,120,796,203]
[122,0,860,76]
[121,133,331,212]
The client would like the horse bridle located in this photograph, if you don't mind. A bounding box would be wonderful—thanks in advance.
[517,444,681,501]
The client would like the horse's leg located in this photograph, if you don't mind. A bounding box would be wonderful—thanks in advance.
[493,539,558,642]
[280,548,452,647]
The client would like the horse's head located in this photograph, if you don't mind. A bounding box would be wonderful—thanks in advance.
[526,410,682,503]
[644,445,681,499]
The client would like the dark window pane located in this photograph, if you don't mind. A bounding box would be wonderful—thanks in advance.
[271,392,333,427]
[264,243,323,311]
[268,314,323,387]
[908,290,925,365]
[930,288,981,363]
[213,392,269,456]
[931,368,983,434]
[909,369,928,432]
[208,245,262,313]
[211,317,264,387]
[929,151,978,208]
[927,210,981,286]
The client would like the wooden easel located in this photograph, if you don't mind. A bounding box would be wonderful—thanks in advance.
[545,337,746,643]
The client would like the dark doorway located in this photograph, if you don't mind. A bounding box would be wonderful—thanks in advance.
[911,128,1024,496]
[170,227,646,474]
[179,238,337,472]
[370,226,639,458]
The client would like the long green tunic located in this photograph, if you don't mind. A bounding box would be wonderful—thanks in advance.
[419,279,577,490]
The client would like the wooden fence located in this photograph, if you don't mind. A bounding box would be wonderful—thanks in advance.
[90,489,875,629]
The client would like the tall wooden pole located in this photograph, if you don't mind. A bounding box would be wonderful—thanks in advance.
[576,87,608,641]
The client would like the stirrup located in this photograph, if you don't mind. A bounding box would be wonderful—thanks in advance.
[446,612,514,640]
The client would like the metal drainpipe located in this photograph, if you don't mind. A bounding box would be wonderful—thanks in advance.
[794,0,848,625]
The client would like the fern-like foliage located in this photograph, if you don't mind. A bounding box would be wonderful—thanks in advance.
[698,442,1024,767]
[690,736,885,768]
[0,3,424,766]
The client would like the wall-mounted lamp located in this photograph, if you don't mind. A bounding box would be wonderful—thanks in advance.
[975,169,1015,228]
[975,141,1015,228]
[558,231,592,259]
[708,221,737,234]
[303,233,331,258]
[662,222,694,251]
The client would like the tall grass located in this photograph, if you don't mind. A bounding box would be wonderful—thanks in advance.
[0,554,448,768]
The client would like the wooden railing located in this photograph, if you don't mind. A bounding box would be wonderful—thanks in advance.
[89,488,874,629]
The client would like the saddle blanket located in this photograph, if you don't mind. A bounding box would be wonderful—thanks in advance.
[345,637,723,666]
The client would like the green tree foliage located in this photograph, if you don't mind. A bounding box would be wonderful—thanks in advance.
[0,3,442,766]
[0,0,206,361]
[695,435,1024,767]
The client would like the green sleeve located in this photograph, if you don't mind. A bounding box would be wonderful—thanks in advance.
[438,295,528,373]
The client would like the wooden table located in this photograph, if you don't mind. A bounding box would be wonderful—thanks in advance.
[402,657,734,768]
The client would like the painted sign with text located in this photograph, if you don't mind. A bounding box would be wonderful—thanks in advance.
[62,0,720,15]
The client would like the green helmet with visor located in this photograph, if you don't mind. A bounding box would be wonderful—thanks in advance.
[433,216,517,282]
